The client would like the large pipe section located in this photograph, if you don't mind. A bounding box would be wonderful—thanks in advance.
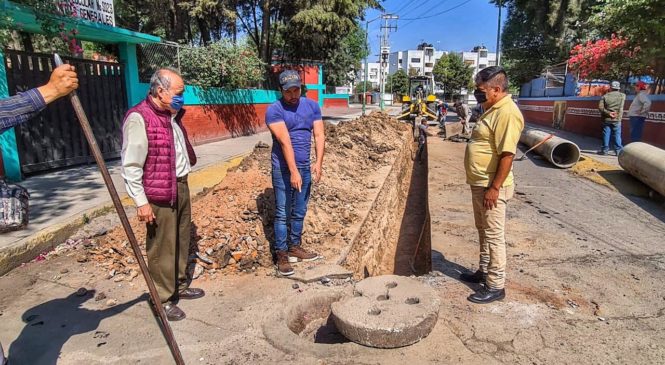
[519,129,581,168]
[618,142,665,198]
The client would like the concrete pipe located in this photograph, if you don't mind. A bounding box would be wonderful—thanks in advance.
[618,142,665,198]
[519,129,581,168]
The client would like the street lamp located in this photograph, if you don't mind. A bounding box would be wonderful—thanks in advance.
[362,15,382,116]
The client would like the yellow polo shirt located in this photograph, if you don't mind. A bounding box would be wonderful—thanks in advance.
[464,95,524,187]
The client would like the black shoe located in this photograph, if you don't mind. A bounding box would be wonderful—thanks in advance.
[459,270,487,283]
[467,287,505,304]
[597,150,607,155]
[163,303,186,321]
[179,287,205,300]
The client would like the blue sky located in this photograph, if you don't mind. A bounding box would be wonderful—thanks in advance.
[365,0,505,61]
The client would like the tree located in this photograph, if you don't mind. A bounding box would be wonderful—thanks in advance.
[588,0,665,77]
[568,35,642,81]
[432,53,473,98]
[408,67,419,77]
[495,0,599,84]
[387,69,408,97]
[321,25,368,87]
[354,81,375,94]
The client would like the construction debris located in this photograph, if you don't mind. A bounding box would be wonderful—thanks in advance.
[72,112,408,279]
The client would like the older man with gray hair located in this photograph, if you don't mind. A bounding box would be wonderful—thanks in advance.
[121,68,204,321]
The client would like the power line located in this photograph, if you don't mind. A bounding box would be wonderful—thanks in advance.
[403,0,450,22]
[398,0,436,19]
[390,0,420,15]
[399,0,472,29]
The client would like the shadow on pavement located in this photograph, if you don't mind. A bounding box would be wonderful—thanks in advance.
[597,170,665,224]
[431,250,481,291]
[9,290,146,365]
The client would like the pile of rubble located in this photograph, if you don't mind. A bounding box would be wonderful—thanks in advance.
[83,112,408,280]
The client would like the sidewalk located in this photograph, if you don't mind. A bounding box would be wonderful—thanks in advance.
[0,106,368,275]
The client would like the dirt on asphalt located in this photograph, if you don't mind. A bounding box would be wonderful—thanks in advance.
[1,125,665,364]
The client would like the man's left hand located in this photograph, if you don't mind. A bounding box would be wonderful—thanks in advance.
[484,186,500,210]
[312,163,323,183]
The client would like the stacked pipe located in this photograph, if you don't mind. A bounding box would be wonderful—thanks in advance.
[618,142,665,198]
[519,129,581,168]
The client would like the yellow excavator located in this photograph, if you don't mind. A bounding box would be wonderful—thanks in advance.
[398,76,439,139]
[398,76,438,123]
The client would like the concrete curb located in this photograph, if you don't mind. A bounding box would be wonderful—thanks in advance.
[0,154,247,276]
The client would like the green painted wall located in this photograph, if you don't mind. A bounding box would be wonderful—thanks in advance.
[128,82,280,107]
[0,48,22,182]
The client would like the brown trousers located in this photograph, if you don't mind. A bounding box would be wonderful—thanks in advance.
[146,179,191,303]
[471,184,514,289]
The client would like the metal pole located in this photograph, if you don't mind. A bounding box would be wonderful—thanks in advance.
[496,0,502,66]
[363,19,369,116]
[53,54,185,365]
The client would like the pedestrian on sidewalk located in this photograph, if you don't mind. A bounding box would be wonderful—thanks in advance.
[266,70,325,276]
[597,81,626,155]
[462,66,524,304]
[121,68,205,322]
[454,97,472,135]
[0,62,78,365]
[628,81,651,143]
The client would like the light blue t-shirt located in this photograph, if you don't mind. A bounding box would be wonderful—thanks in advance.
[265,97,322,169]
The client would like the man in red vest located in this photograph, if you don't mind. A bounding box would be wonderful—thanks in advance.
[121,68,204,321]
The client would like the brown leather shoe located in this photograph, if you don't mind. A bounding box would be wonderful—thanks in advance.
[179,288,205,300]
[288,245,320,263]
[163,303,186,321]
[276,250,294,276]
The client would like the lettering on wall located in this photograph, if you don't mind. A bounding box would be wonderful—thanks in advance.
[58,0,115,26]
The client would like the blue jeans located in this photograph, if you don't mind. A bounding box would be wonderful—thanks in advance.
[272,166,312,252]
[629,116,646,143]
[601,122,623,153]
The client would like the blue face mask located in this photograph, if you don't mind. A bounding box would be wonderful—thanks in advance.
[170,94,184,111]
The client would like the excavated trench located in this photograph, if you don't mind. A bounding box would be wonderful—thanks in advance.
[264,128,433,355]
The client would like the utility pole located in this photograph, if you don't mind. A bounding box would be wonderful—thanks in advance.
[496,0,502,66]
[379,13,398,111]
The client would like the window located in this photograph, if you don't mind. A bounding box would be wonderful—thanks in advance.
[488,60,497,66]
[398,59,402,64]
[480,50,488,57]
[411,58,421,63]
[464,60,475,66]
[479,64,487,69]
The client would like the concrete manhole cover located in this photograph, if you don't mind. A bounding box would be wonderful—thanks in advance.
[331,275,440,348]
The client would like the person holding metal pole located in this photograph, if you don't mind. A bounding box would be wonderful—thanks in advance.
[121,68,205,321]
[0,63,79,365]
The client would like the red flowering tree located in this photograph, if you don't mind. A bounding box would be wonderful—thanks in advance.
[568,35,646,81]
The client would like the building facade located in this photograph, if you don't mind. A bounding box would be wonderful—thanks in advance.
[388,47,447,76]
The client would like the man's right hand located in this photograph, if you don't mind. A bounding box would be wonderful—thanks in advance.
[610,111,618,119]
[37,64,79,104]
[137,204,156,223]
[290,170,303,192]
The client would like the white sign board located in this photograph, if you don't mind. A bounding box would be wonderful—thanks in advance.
[59,0,116,27]
[335,86,351,95]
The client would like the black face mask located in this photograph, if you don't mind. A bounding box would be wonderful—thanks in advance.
[474,89,488,103]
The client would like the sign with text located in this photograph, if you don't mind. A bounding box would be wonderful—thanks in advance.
[59,0,116,27]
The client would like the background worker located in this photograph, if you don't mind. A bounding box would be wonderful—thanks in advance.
[454,97,472,135]
[266,70,325,276]
[462,66,523,304]
[598,81,626,155]
[627,80,651,143]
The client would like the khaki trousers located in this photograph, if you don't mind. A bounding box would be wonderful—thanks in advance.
[470,184,514,289]
[146,179,191,303]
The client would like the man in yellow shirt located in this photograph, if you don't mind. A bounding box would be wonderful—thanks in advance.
[461,66,524,304]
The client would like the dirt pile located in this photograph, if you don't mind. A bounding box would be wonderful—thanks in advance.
[82,112,408,279]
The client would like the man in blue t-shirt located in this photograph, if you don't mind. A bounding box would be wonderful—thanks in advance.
[265,70,326,276]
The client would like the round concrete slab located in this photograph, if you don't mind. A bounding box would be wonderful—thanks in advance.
[331,275,440,348]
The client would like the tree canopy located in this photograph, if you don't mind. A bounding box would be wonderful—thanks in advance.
[387,69,408,97]
[432,53,473,98]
